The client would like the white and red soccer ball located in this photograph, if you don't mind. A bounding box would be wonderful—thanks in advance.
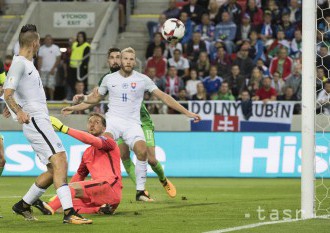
[161,18,185,42]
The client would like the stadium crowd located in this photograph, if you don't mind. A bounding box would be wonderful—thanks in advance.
[1,0,330,115]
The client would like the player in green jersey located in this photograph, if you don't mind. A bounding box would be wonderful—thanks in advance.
[62,48,176,198]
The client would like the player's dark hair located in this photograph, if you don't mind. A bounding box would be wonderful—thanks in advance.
[19,24,38,47]
[89,112,106,127]
[107,48,121,58]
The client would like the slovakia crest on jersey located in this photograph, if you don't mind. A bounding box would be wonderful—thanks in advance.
[131,82,137,89]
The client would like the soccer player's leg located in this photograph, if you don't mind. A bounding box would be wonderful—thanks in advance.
[0,135,6,176]
[123,124,153,202]
[143,126,176,198]
[118,139,136,184]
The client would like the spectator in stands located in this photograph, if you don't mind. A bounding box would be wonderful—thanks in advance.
[145,46,167,79]
[317,81,330,115]
[264,0,281,25]
[147,14,167,42]
[249,30,266,64]
[194,51,210,77]
[214,81,235,100]
[208,0,220,23]
[145,32,166,59]
[227,65,246,99]
[256,58,270,77]
[316,67,327,95]
[203,65,223,96]
[72,81,87,114]
[284,0,302,25]
[233,44,254,79]
[317,44,330,78]
[192,82,210,100]
[38,34,61,100]
[163,0,180,19]
[164,66,185,98]
[290,28,302,59]
[168,49,190,78]
[181,0,206,24]
[271,71,285,96]
[277,86,297,101]
[170,88,190,113]
[186,32,207,63]
[179,11,194,46]
[284,63,302,100]
[239,89,253,120]
[279,12,296,40]
[67,31,90,100]
[163,39,183,59]
[118,0,127,33]
[214,11,237,54]
[269,47,293,81]
[194,13,215,51]
[0,0,4,15]
[267,29,290,58]
[235,13,254,47]
[215,0,242,25]
[318,12,330,40]
[248,66,263,84]
[147,94,167,114]
[186,68,202,98]
[253,76,277,102]
[257,10,276,45]
[212,45,232,80]
[146,66,165,91]
[245,0,263,27]
[3,55,12,74]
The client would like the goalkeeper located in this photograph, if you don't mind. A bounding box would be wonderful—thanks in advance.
[61,48,176,198]
[35,113,122,215]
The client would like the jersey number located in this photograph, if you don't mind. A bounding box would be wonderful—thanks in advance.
[122,93,128,102]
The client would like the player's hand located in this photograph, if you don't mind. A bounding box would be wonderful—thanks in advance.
[186,112,202,123]
[2,106,11,118]
[50,116,69,134]
[73,94,85,104]
[61,106,74,116]
[17,110,30,124]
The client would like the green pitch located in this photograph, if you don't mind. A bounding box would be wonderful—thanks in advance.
[0,177,329,233]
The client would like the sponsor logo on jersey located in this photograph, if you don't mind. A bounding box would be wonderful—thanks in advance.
[122,83,128,89]
[131,82,136,89]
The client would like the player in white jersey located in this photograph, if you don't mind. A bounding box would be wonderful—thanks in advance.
[74,47,201,201]
[3,24,92,224]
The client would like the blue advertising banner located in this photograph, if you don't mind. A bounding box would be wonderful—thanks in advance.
[1,131,329,178]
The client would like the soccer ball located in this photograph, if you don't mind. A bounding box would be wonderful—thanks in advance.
[161,18,185,42]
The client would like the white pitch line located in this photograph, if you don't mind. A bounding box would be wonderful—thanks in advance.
[204,215,330,233]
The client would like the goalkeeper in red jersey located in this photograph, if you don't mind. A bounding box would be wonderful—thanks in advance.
[33,113,122,215]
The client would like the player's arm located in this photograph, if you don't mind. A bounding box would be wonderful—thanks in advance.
[152,89,201,122]
[61,102,97,115]
[3,61,30,124]
[50,116,117,150]
[73,87,103,104]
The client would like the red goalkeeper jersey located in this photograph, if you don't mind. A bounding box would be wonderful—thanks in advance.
[71,135,122,188]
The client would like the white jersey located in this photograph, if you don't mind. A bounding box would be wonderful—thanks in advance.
[4,55,48,117]
[38,44,61,72]
[98,70,158,124]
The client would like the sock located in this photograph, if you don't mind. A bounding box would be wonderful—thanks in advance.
[48,196,62,211]
[0,167,3,176]
[56,184,74,211]
[123,159,136,185]
[22,183,46,205]
[135,159,147,191]
[151,162,166,182]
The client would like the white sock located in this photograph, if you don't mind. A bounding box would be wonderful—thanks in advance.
[56,184,73,210]
[23,183,46,205]
[135,159,147,191]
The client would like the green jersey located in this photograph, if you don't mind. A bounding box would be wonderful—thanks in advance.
[98,71,154,128]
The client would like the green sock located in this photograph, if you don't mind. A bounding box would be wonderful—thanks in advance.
[122,159,136,185]
[151,162,166,182]
[0,167,3,176]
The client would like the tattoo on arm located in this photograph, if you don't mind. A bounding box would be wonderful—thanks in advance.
[5,93,21,114]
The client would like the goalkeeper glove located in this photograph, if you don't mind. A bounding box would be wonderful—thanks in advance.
[50,116,69,134]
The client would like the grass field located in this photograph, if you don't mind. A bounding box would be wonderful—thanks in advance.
[0,177,329,233]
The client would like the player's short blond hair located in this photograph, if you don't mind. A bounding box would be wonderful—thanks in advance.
[121,47,136,56]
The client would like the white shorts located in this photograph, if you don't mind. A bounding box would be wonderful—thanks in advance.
[23,116,65,165]
[106,117,145,150]
[40,71,56,89]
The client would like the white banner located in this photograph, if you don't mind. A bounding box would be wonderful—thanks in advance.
[53,12,95,28]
